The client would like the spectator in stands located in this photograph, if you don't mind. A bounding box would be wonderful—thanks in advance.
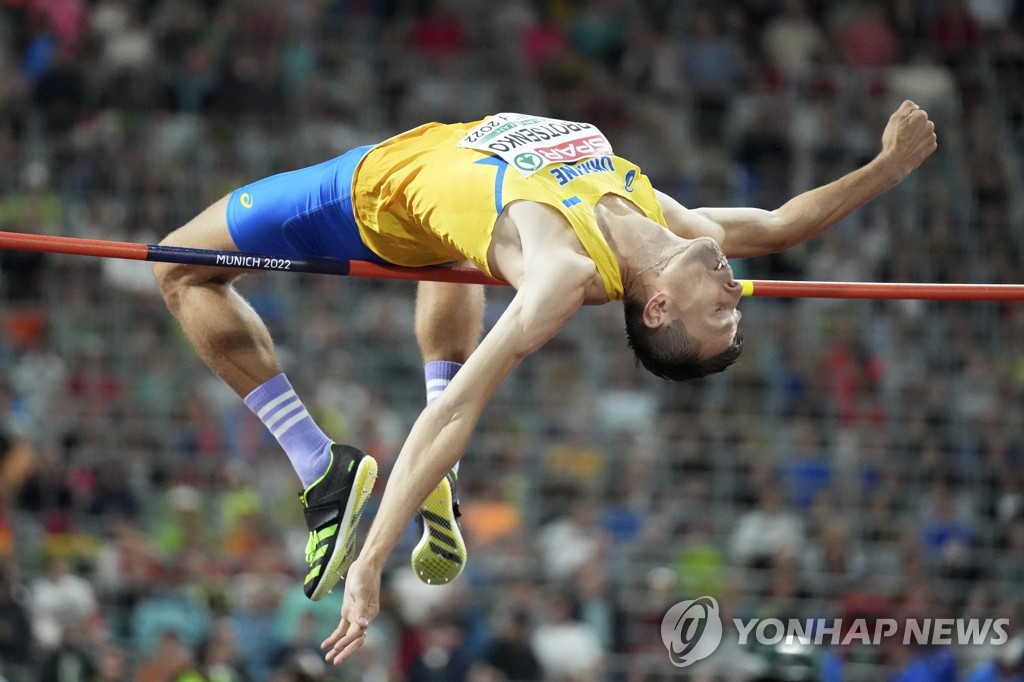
[933,0,982,70]
[28,556,99,653]
[457,479,522,549]
[683,9,746,145]
[762,0,829,86]
[995,520,1024,587]
[85,460,139,520]
[675,520,727,598]
[573,561,618,651]
[405,612,473,682]
[473,610,542,682]
[731,487,805,570]
[92,642,131,682]
[891,46,960,112]
[965,634,1024,682]
[993,27,1024,136]
[130,560,212,661]
[801,519,866,600]
[919,478,976,580]
[780,417,832,510]
[36,622,101,682]
[567,0,627,71]
[0,562,32,679]
[531,592,604,681]
[520,2,571,75]
[196,618,244,682]
[887,583,959,682]
[409,0,468,62]
[537,500,605,582]
[94,518,163,641]
[136,629,201,682]
[831,2,901,69]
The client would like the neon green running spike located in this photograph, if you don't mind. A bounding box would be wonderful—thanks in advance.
[411,469,467,585]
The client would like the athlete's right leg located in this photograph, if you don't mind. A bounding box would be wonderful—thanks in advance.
[415,279,485,366]
[151,196,376,601]
[409,279,484,584]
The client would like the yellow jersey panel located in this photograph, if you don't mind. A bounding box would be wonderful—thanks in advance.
[351,119,667,300]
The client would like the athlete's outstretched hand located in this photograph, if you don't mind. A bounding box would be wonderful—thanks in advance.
[322,558,380,665]
[880,99,938,183]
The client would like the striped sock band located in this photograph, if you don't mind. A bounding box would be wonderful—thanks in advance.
[425,360,462,474]
[244,373,332,487]
[425,360,463,405]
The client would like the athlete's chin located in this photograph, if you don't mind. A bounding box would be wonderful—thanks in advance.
[687,236,724,265]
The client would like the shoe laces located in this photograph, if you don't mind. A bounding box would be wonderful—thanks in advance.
[305,530,321,564]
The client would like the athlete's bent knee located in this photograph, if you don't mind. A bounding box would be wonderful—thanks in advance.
[152,261,189,309]
[151,260,227,312]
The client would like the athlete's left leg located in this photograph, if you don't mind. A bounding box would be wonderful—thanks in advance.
[153,175,377,603]
[410,277,484,584]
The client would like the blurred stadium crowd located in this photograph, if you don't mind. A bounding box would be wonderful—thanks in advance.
[2,0,1024,680]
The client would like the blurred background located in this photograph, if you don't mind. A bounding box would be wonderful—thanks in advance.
[2,0,1024,680]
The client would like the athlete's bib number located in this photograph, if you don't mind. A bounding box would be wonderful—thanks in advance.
[458,113,614,177]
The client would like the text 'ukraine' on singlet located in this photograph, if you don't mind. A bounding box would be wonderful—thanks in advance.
[350,114,668,301]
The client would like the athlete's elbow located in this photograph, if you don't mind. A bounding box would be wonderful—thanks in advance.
[511,334,545,359]
[761,230,797,254]
[733,216,794,255]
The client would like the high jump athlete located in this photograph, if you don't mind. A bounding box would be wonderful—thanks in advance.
[149,102,936,662]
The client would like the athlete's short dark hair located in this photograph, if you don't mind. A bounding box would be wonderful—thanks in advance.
[623,297,744,381]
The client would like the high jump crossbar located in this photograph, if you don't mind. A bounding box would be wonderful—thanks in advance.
[3,230,1024,302]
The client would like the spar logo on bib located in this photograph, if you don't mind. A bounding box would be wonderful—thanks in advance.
[660,597,723,668]
[460,113,614,176]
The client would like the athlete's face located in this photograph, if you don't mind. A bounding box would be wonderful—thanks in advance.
[647,237,743,358]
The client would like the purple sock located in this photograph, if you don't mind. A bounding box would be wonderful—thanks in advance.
[425,361,462,473]
[244,373,332,488]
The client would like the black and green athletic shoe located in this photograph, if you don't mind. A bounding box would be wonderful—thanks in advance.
[300,444,378,601]
[411,469,467,585]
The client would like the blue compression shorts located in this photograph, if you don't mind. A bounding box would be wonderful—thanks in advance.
[226,144,386,263]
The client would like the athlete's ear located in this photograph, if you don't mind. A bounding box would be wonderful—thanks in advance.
[642,292,668,328]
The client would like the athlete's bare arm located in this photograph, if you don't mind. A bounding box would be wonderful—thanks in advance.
[321,229,594,664]
[656,100,937,258]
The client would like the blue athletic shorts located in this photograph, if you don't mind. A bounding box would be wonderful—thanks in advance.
[226,144,386,263]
